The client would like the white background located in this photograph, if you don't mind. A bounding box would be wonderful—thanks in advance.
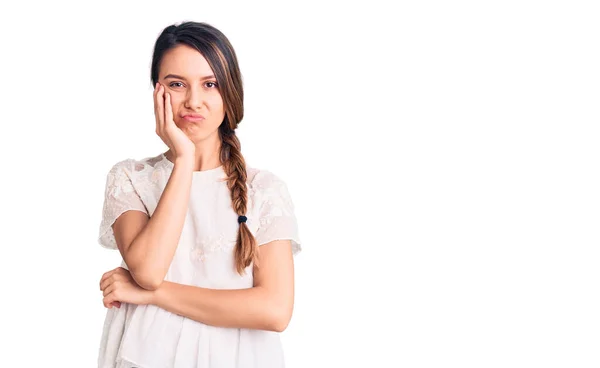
[0,1,599,367]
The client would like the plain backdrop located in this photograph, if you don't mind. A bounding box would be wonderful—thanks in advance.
[0,1,599,367]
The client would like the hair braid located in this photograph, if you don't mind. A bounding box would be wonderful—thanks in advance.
[219,126,258,274]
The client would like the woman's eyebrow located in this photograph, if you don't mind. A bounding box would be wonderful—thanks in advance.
[163,74,215,81]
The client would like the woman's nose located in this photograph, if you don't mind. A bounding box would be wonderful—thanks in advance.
[185,87,204,110]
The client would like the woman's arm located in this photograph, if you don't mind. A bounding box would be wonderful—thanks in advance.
[114,156,194,290]
[151,239,295,332]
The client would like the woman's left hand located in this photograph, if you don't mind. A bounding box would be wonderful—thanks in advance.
[100,267,155,308]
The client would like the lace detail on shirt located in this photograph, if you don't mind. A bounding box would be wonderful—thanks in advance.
[98,159,149,250]
[151,166,165,183]
[146,154,163,167]
[190,232,236,262]
[251,170,302,254]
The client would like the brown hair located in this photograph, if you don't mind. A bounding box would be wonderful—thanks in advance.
[150,21,257,274]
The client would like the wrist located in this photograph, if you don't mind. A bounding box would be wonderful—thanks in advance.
[172,159,195,176]
[147,287,160,306]
[148,282,166,306]
[174,156,194,168]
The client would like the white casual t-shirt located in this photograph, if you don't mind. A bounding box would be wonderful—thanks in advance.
[96,152,302,368]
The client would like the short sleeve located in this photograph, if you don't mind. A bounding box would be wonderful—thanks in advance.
[253,171,302,255]
[98,159,149,250]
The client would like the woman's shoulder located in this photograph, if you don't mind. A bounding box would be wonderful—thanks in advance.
[104,153,166,186]
[246,166,297,218]
[246,166,290,193]
[107,153,163,171]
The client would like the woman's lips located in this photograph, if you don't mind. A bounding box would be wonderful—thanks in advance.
[182,115,205,122]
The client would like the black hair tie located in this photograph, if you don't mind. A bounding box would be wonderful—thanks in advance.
[238,215,247,224]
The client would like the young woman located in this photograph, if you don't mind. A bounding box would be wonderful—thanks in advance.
[97,21,302,368]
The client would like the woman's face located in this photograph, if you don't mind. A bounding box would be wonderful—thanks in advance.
[158,44,225,142]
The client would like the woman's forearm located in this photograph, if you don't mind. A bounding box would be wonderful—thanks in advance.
[151,281,290,332]
[126,157,194,290]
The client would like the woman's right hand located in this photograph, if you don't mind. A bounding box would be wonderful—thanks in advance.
[154,82,196,160]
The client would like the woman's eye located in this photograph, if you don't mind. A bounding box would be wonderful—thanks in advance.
[206,81,218,88]
[169,82,184,88]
